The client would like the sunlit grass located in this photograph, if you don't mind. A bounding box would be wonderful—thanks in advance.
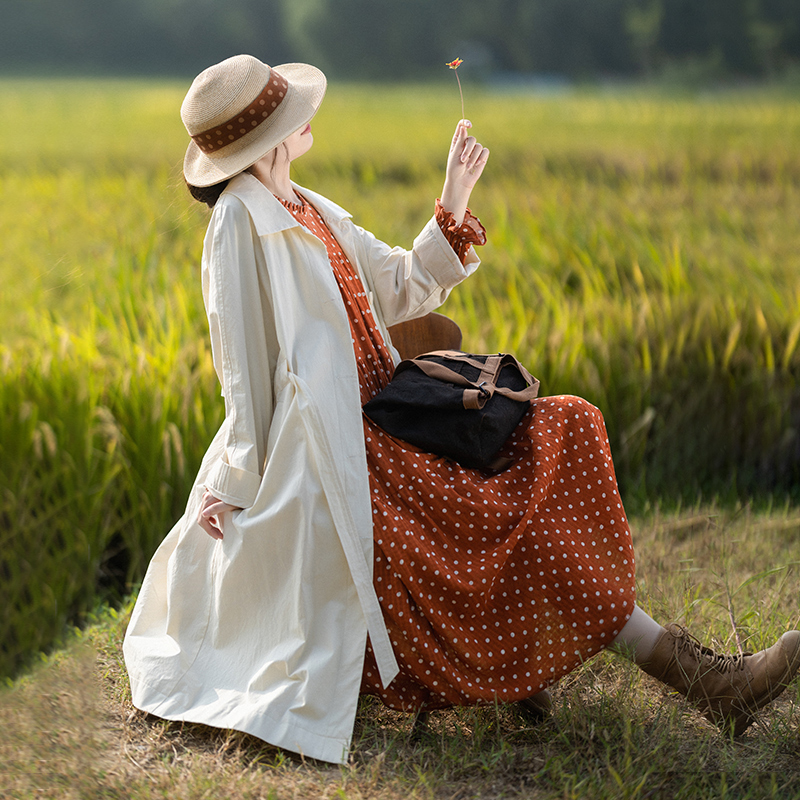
[1,79,799,683]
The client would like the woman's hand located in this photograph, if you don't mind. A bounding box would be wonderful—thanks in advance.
[441,119,489,226]
[198,489,240,540]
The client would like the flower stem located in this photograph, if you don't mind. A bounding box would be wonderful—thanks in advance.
[455,71,465,120]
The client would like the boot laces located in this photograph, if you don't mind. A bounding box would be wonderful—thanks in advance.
[673,626,750,674]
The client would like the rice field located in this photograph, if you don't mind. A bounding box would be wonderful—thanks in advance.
[1,78,799,683]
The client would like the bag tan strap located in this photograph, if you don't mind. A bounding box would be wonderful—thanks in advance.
[394,351,540,410]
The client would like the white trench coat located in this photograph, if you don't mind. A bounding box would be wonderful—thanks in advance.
[123,172,480,764]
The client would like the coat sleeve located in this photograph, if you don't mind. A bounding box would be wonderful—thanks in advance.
[201,195,277,509]
[343,215,481,328]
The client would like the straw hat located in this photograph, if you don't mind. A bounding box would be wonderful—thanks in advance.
[181,55,326,187]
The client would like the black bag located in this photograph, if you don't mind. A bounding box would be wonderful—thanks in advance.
[363,351,540,471]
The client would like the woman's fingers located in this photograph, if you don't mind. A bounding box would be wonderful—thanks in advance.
[453,126,488,172]
[198,515,224,540]
[450,119,471,150]
[452,138,489,185]
[459,135,476,162]
[460,137,487,166]
[469,144,490,171]
[197,490,240,540]
[202,500,237,518]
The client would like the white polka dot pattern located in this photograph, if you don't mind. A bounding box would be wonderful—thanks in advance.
[434,198,486,262]
[278,194,637,713]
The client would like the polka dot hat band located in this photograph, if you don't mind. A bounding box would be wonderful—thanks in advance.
[181,55,326,188]
[191,69,289,154]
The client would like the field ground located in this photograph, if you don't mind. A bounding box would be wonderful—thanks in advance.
[1,80,800,797]
[3,507,800,800]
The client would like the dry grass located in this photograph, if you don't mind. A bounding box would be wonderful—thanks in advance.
[3,508,800,800]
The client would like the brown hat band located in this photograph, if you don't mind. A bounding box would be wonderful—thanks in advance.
[191,69,289,154]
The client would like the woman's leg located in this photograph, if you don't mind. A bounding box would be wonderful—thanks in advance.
[612,605,800,735]
[515,608,663,724]
[610,605,665,664]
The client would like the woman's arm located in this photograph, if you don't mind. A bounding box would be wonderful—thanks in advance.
[343,120,488,327]
[200,195,278,524]
[439,120,489,226]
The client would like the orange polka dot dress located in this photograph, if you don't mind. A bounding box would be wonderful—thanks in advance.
[278,193,636,711]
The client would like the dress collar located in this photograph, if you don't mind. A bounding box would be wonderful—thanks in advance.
[222,173,351,237]
[276,192,307,212]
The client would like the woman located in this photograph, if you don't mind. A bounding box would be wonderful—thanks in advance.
[124,55,800,764]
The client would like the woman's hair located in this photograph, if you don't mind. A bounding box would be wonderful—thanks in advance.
[185,178,230,209]
[185,141,290,208]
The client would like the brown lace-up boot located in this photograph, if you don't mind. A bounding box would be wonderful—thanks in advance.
[641,623,800,735]
[515,688,552,724]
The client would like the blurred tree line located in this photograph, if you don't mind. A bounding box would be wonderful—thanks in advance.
[1,0,798,80]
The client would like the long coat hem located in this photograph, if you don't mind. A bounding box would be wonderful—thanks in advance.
[130,675,355,765]
[123,173,479,764]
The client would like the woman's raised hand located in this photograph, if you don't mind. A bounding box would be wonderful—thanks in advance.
[197,489,240,540]
[441,119,489,226]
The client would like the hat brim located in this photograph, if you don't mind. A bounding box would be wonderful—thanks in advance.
[183,62,326,187]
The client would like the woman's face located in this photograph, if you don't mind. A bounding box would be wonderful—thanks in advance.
[283,122,314,162]
[248,123,313,187]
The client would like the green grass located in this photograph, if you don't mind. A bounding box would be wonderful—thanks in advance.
[3,508,799,799]
[1,79,799,687]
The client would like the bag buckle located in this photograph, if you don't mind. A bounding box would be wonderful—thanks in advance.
[477,381,491,398]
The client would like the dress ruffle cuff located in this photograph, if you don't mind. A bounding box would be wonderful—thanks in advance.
[434,199,487,265]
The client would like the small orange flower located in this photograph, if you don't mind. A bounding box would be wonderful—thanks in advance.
[445,58,465,119]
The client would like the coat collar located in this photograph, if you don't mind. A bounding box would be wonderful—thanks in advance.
[223,172,352,237]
